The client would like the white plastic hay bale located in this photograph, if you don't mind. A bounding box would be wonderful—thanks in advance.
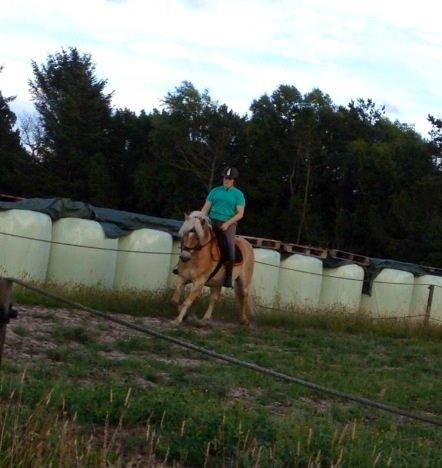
[252,249,280,308]
[46,218,117,289]
[360,268,414,318]
[319,264,364,312]
[114,228,172,292]
[278,254,323,310]
[409,275,442,322]
[0,209,52,282]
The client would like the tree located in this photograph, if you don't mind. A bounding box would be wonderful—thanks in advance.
[150,81,246,192]
[246,85,334,243]
[428,114,442,170]
[108,108,153,212]
[0,67,37,196]
[29,47,114,202]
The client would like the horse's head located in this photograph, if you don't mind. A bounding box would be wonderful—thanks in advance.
[178,211,212,262]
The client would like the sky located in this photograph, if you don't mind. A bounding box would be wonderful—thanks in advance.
[1,0,441,137]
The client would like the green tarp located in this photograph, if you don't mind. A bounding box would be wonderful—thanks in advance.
[0,197,183,238]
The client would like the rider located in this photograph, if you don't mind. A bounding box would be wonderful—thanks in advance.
[201,167,245,287]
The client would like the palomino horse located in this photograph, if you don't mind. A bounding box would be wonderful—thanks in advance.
[171,211,254,325]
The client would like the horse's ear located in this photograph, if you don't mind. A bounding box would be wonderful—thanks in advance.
[184,213,189,220]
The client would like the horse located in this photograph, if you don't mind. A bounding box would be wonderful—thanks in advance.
[171,211,254,325]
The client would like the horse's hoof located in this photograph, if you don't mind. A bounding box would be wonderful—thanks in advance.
[186,316,202,327]
[171,319,182,326]
[201,318,214,328]
[240,320,250,327]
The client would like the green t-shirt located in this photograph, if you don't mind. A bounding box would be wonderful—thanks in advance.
[206,186,246,222]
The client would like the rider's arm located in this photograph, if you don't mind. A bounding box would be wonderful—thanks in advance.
[223,206,244,228]
[201,201,212,216]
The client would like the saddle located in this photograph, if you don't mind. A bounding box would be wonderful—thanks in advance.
[206,236,243,282]
[214,235,243,265]
[173,236,243,276]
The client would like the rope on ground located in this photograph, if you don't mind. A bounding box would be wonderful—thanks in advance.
[8,277,442,428]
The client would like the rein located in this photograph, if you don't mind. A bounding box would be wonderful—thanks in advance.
[180,228,224,281]
[180,230,216,256]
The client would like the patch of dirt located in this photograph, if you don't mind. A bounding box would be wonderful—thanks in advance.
[265,400,294,415]
[153,357,203,368]
[223,386,262,409]
[99,350,131,361]
[227,387,250,399]
[2,304,202,366]
[299,396,332,414]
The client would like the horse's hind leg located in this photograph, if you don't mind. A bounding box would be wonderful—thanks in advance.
[234,276,251,326]
[202,286,222,321]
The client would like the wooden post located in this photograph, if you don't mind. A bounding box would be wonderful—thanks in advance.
[0,278,14,368]
[424,284,435,326]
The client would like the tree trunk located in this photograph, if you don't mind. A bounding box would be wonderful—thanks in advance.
[297,154,311,244]
[208,158,216,191]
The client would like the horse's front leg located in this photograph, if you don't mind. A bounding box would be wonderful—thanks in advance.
[174,278,205,325]
[171,276,185,306]
[202,286,222,321]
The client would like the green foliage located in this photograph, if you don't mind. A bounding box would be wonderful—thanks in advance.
[149,81,247,201]
[2,47,442,265]
[29,47,113,203]
[0,67,37,196]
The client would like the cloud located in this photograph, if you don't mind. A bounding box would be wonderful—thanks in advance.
[1,0,441,136]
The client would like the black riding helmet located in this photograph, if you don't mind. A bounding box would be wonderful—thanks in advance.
[222,167,239,179]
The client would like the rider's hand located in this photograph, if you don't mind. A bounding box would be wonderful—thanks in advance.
[220,222,229,231]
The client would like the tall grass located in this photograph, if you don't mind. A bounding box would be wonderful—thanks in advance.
[1,376,420,467]
[0,376,124,466]
[12,281,442,340]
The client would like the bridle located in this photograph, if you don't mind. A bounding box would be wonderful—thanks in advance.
[180,228,215,255]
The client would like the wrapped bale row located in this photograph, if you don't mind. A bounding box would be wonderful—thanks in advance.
[0,210,440,321]
[0,210,172,292]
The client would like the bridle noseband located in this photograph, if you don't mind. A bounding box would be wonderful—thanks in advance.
[180,228,214,255]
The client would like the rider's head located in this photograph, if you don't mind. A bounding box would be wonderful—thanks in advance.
[222,167,239,188]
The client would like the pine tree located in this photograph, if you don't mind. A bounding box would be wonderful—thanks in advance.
[29,47,113,202]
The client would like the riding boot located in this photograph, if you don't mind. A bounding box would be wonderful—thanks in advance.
[224,260,234,288]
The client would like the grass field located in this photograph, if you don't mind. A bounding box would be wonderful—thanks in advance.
[0,284,441,466]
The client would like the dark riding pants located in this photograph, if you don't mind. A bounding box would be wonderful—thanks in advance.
[212,221,236,261]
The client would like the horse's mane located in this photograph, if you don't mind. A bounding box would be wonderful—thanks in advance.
[178,211,212,239]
